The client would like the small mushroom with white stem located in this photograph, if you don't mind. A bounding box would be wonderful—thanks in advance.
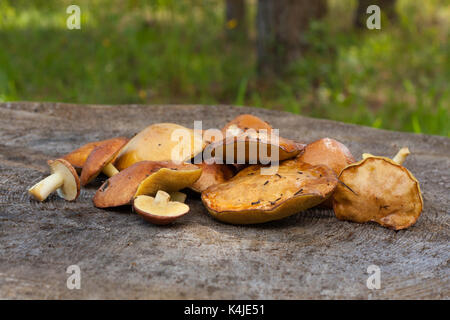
[333,147,423,230]
[80,137,128,186]
[62,137,128,172]
[134,190,190,225]
[28,159,80,202]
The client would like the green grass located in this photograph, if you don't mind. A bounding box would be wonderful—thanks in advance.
[0,0,448,136]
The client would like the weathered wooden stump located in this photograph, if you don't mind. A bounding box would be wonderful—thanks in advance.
[0,102,448,299]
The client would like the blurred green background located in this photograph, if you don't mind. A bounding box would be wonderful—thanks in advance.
[0,0,448,136]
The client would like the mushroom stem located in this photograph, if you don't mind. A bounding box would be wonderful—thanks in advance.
[154,190,170,206]
[392,147,410,165]
[169,191,187,203]
[102,163,119,177]
[28,173,64,201]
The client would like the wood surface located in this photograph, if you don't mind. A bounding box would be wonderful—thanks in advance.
[0,102,448,299]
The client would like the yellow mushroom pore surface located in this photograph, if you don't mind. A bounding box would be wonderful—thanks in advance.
[333,158,422,229]
[134,195,188,217]
[135,167,202,197]
[51,160,78,200]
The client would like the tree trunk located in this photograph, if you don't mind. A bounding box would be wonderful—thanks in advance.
[354,0,397,28]
[225,0,247,39]
[256,0,327,76]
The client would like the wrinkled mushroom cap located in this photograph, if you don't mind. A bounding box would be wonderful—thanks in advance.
[333,156,423,230]
[93,161,201,208]
[63,137,127,170]
[114,123,206,171]
[80,137,128,186]
[134,192,189,225]
[190,162,235,193]
[49,159,80,201]
[202,158,337,224]
[298,138,355,175]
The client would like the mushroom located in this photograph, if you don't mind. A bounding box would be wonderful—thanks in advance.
[222,114,273,137]
[298,138,355,207]
[168,191,187,203]
[28,159,80,202]
[204,114,304,165]
[204,130,303,164]
[201,158,337,224]
[134,191,190,225]
[114,123,206,171]
[298,138,355,175]
[332,147,423,230]
[190,162,235,193]
[62,137,128,172]
[93,161,202,208]
[80,137,129,186]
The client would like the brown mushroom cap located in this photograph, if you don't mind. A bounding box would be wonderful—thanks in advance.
[298,138,355,208]
[222,114,273,136]
[202,158,337,224]
[333,156,423,230]
[93,161,202,208]
[190,162,235,193]
[134,191,190,225]
[204,131,303,164]
[211,114,304,164]
[298,138,355,175]
[80,137,128,186]
[114,123,206,171]
[62,137,128,171]
[29,159,80,201]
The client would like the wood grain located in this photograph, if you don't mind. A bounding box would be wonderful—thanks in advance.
[0,102,448,299]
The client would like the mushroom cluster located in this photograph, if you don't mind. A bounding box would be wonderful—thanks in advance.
[28,114,423,230]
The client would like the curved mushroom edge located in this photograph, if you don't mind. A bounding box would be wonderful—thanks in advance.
[133,194,190,225]
[93,161,201,208]
[113,123,206,171]
[201,160,337,224]
[203,134,303,164]
[189,163,236,193]
[62,137,128,170]
[80,137,128,186]
[333,156,423,230]
[222,114,273,134]
[50,158,80,201]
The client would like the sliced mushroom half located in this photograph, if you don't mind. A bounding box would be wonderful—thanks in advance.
[202,158,337,224]
[28,159,80,202]
[333,147,423,230]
